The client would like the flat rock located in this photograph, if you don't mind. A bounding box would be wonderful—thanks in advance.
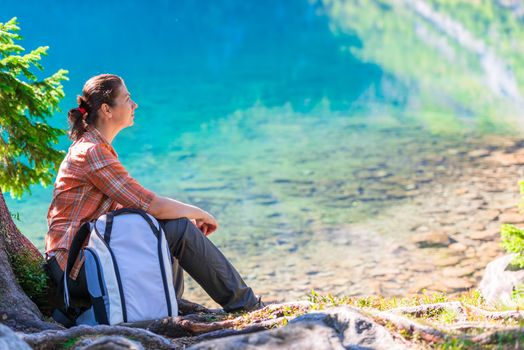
[408,276,435,293]
[468,149,491,158]
[448,242,468,252]
[489,152,524,166]
[188,307,405,350]
[0,324,31,350]
[442,265,476,278]
[467,222,486,231]
[498,212,524,224]
[369,268,399,277]
[407,263,435,272]
[441,277,475,291]
[434,256,461,267]
[465,230,499,241]
[477,209,500,222]
[411,231,451,248]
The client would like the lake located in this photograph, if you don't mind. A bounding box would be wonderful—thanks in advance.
[3,0,524,305]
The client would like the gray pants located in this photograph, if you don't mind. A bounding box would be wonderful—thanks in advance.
[158,217,258,312]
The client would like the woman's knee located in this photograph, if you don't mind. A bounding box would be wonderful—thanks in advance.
[160,217,192,244]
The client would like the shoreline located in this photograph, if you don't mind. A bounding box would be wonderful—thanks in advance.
[183,133,524,307]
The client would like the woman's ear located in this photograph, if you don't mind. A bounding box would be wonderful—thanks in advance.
[100,103,112,118]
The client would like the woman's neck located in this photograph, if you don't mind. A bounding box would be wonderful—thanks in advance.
[92,122,119,144]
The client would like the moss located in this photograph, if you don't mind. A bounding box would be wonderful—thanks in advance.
[62,336,81,349]
[8,250,49,305]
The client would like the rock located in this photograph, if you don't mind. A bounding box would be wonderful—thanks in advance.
[478,209,500,222]
[188,307,405,350]
[408,276,434,293]
[411,231,451,248]
[467,223,486,231]
[454,187,469,195]
[434,256,461,267]
[465,230,499,241]
[479,254,524,306]
[408,263,435,272]
[0,324,31,350]
[448,242,468,252]
[442,265,476,278]
[441,277,475,291]
[498,212,524,224]
[489,152,524,166]
[476,243,503,259]
[468,149,491,158]
[74,336,145,350]
[369,268,399,277]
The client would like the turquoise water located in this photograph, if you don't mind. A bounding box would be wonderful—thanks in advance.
[2,0,383,245]
[3,1,524,302]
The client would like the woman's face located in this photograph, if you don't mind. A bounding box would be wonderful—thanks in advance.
[111,82,138,128]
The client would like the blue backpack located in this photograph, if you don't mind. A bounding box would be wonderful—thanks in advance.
[64,208,178,325]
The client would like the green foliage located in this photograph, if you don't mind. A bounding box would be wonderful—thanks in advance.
[0,17,68,198]
[438,308,458,324]
[435,338,476,350]
[499,180,524,269]
[501,224,524,268]
[511,283,524,303]
[8,250,48,304]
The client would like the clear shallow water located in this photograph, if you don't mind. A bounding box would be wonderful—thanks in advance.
[2,0,524,302]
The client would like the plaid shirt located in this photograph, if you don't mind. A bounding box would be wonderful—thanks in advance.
[46,125,156,280]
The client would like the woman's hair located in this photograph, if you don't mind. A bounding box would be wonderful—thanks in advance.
[68,74,124,140]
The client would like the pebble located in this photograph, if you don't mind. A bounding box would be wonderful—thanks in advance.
[468,149,491,158]
[442,265,476,277]
[448,242,468,252]
[411,231,451,248]
[434,256,462,267]
[478,209,500,222]
[498,212,524,224]
[465,230,498,241]
[441,277,475,290]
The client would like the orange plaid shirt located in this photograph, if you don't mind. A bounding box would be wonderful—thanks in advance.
[46,125,156,280]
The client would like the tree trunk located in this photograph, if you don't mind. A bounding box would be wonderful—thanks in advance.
[0,188,61,332]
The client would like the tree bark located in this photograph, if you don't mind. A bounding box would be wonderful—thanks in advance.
[0,189,61,332]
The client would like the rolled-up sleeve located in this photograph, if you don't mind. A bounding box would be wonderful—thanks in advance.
[85,144,156,211]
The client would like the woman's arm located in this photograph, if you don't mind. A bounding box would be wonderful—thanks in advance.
[85,144,219,234]
[148,195,219,233]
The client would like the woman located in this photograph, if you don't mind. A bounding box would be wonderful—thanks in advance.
[45,74,262,314]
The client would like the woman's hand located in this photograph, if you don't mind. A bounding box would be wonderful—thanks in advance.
[148,195,219,235]
[192,210,218,236]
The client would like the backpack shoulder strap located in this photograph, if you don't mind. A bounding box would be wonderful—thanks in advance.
[104,212,115,244]
[64,221,91,307]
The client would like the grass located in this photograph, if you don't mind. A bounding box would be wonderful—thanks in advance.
[302,289,524,349]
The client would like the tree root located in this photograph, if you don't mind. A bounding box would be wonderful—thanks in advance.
[20,325,176,350]
[471,327,524,344]
[177,299,221,316]
[461,304,524,320]
[389,301,466,321]
[146,316,238,338]
[367,309,447,343]
[447,322,515,332]
[169,317,289,349]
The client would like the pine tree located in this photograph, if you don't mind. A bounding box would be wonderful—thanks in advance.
[0,17,68,331]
